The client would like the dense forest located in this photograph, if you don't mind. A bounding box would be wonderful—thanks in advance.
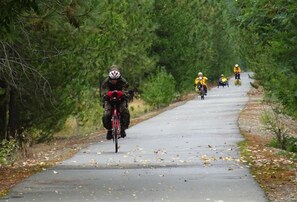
[0,0,296,151]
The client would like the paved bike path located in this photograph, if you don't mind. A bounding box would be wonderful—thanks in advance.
[2,72,267,202]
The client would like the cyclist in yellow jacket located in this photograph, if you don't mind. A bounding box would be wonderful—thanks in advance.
[218,74,229,87]
[233,64,241,80]
[194,72,208,95]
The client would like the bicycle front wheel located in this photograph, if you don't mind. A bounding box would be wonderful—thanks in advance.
[112,116,119,153]
[114,132,118,153]
[200,89,205,100]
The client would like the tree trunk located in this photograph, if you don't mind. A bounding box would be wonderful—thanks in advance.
[0,80,8,140]
[0,103,7,141]
[7,87,20,140]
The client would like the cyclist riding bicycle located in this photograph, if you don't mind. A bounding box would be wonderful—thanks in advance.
[218,74,228,87]
[233,64,241,80]
[101,65,130,140]
[194,72,208,95]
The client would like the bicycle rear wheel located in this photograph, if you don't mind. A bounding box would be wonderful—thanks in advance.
[234,79,242,86]
[112,116,119,153]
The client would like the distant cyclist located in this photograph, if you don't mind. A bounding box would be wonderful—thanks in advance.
[194,72,208,95]
[101,65,130,140]
[218,74,228,87]
[233,64,241,80]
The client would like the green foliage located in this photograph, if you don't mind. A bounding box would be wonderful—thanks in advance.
[28,129,53,144]
[260,106,290,150]
[236,0,297,117]
[0,139,19,165]
[0,0,157,141]
[153,1,240,91]
[0,0,246,143]
[7,0,297,146]
[140,69,176,108]
[286,136,297,153]
[153,0,200,90]
[268,136,297,153]
[0,88,5,96]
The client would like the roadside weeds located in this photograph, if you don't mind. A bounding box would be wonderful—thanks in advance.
[238,87,297,202]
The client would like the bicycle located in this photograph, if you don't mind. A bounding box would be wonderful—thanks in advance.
[195,83,206,100]
[234,79,242,86]
[218,78,229,88]
[234,73,242,86]
[106,90,123,153]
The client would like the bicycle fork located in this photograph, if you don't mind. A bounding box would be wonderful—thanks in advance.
[112,109,121,140]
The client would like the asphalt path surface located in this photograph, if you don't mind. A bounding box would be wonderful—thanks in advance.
[2,72,267,202]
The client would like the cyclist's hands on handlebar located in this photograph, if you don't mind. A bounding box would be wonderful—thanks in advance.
[107,90,123,98]
[104,90,134,102]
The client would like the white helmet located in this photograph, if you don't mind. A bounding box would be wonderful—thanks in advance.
[235,64,239,67]
[109,69,121,79]
[198,72,203,76]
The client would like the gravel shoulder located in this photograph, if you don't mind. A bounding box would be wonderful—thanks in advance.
[238,86,297,202]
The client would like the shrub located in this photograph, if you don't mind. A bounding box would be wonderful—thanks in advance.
[140,69,176,108]
[268,136,297,153]
[286,136,297,153]
[0,139,19,165]
[261,109,287,150]
[261,104,297,153]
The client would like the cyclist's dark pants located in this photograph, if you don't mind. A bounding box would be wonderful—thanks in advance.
[102,100,130,130]
[235,73,240,79]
